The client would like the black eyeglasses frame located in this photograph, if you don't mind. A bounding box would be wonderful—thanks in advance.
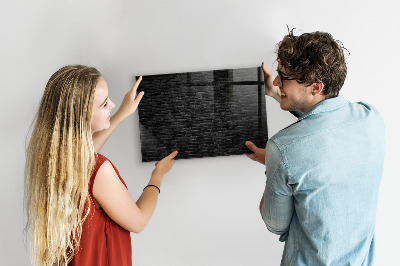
[277,70,297,86]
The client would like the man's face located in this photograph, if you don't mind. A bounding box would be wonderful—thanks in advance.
[273,64,315,113]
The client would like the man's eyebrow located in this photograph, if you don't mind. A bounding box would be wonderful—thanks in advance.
[277,68,292,77]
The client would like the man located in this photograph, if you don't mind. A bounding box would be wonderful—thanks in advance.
[246,31,385,265]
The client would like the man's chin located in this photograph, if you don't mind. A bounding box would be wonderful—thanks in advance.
[279,103,290,111]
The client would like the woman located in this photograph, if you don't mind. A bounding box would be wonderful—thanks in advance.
[25,65,177,265]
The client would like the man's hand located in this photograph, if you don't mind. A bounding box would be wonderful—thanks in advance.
[245,141,266,165]
[262,62,281,103]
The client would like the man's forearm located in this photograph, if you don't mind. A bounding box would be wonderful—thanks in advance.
[268,92,282,103]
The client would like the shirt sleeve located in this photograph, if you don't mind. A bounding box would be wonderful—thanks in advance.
[260,139,294,241]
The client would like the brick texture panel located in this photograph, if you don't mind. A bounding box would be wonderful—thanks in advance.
[136,67,268,162]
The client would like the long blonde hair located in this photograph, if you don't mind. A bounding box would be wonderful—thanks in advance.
[25,65,101,265]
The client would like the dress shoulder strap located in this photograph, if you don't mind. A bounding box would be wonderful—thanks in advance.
[88,153,108,198]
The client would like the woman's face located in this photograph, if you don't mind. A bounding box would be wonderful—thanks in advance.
[91,77,115,133]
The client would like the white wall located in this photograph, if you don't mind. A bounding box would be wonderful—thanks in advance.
[1,0,399,265]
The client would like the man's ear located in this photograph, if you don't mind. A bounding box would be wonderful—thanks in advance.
[312,82,324,96]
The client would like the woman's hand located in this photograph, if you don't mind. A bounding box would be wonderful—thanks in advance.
[262,62,281,103]
[115,76,144,120]
[152,150,178,178]
[92,77,145,152]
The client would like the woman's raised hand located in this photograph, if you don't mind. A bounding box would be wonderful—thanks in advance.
[116,76,144,119]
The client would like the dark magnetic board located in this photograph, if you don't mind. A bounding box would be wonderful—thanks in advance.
[136,66,268,162]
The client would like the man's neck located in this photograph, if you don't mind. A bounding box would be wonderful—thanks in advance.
[301,95,327,113]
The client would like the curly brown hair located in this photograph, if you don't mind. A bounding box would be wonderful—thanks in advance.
[277,30,348,98]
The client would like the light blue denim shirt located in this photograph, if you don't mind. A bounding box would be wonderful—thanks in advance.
[260,96,385,266]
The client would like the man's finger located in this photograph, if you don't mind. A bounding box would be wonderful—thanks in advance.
[261,62,272,76]
[245,153,256,161]
[245,141,259,152]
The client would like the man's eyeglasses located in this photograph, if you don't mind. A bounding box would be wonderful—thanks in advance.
[277,70,297,86]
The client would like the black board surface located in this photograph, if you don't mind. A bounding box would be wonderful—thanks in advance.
[136,67,268,162]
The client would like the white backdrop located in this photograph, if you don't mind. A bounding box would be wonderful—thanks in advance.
[1,0,399,265]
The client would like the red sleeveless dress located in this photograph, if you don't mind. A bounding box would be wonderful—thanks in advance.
[69,153,132,266]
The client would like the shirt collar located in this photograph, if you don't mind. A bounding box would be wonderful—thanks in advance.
[298,95,350,121]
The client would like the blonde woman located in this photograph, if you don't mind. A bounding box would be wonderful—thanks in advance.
[25,65,177,266]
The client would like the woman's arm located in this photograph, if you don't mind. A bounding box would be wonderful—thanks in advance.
[93,150,178,233]
[92,77,144,152]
